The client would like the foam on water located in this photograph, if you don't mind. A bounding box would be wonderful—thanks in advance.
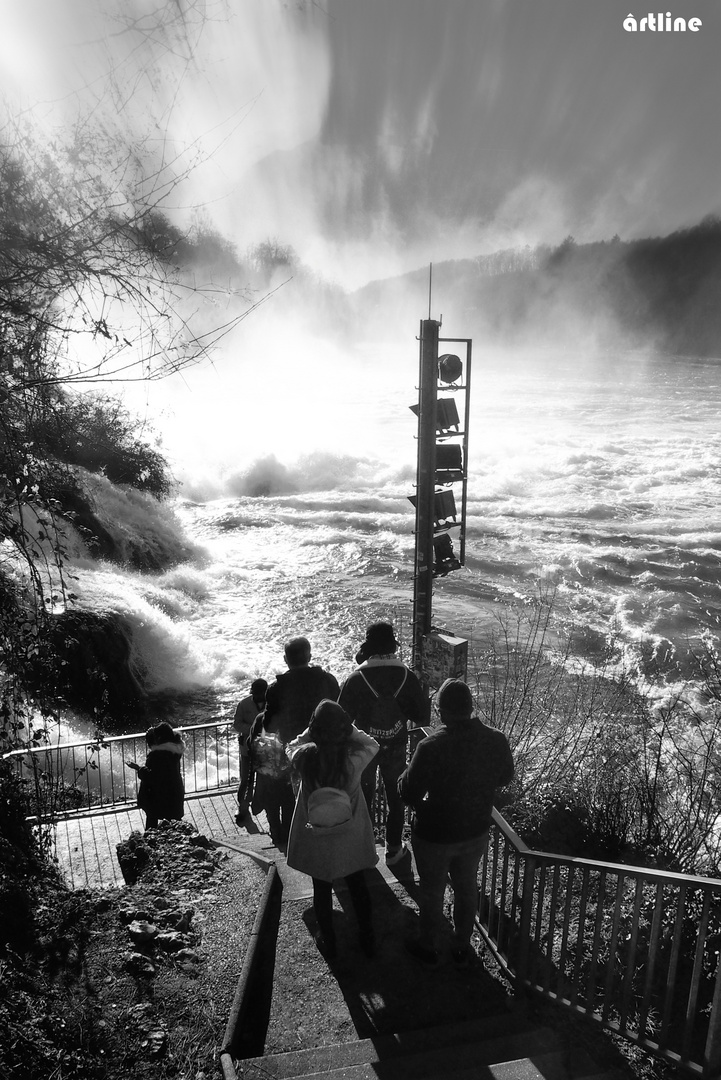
[48,351,721,738]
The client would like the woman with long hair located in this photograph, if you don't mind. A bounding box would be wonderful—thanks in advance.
[286,699,379,959]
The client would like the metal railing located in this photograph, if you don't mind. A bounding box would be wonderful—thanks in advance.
[479,808,721,1078]
[3,721,240,818]
[8,723,721,1076]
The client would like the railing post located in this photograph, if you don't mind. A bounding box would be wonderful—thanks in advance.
[704,949,721,1078]
[516,852,536,997]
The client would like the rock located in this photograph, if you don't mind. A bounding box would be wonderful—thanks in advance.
[116,833,151,886]
[124,952,156,977]
[118,907,151,924]
[189,847,213,862]
[128,920,158,944]
[155,931,185,952]
[175,948,201,964]
[141,1029,168,1058]
[188,833,212,848]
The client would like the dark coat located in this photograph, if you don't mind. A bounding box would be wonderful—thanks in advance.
[137,741,185,821]
[338,657,430,741]
[262,665,340,745]
[398,718,513,843]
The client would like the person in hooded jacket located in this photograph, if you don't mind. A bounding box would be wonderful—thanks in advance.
[127,721,185,830]
[286,699,379,959]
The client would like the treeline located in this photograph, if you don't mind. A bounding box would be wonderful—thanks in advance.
[351,217,721,356]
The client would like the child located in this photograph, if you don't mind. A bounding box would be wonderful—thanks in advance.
[286,699,379,959]
[127,722,185,830]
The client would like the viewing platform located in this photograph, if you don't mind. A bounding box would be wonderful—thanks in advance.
[16,723,721,1078]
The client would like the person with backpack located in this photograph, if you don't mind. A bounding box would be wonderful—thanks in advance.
[285,699,379,959]
[338,622,429,866]
[249,636,340,848]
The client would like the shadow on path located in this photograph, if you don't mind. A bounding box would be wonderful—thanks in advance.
[300,868,511,1041]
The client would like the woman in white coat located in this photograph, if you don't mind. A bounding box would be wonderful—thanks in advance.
[286,700,379,959]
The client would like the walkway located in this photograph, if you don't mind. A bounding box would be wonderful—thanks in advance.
[51,793,627,1080]
[51,789,403,896]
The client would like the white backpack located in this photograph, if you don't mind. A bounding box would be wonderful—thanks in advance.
[306,786,353,832]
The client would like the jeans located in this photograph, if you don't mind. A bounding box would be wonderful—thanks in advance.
[411,830,489,950]
[361,741,407,850]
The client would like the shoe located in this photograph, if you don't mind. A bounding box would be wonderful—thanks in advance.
[235,810,249,825]
[359,930,375,958]
[385,843,409,867]
[451,944,477,968]
[404,938,439,967]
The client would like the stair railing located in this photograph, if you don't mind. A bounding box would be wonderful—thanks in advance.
[479,807,721,1078]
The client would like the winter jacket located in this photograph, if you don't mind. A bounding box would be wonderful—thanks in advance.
[262,665,340,745]
[398,719,513,843]
[285,726,379,881]
[136,741,185,821]
[338,656,430,745]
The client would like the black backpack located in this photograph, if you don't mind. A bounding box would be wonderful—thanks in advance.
[358,668,409,745]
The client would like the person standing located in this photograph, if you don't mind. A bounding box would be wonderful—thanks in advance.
[338,621,429,866]
[126,722,185,831]
[233,678,267,824]
[398,678,514,968]
[251,636,340,848]
[286,700,379,959]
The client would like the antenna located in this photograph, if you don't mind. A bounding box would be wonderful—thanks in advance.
[428,262,433,320]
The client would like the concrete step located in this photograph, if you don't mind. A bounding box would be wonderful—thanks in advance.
[293,1053,606,1080]
[237,1046,622,1080]
[236,1019,563,1080]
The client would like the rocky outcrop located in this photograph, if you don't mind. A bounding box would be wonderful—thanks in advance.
[37,609,145,722]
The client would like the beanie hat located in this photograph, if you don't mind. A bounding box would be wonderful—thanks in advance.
[437,679,474,720]
[309,700,353,745]
[356,621,398,662]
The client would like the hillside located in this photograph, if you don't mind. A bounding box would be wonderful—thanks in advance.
[349,218,721,356]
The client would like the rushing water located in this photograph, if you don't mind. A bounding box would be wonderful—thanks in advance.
[59,348,721,736]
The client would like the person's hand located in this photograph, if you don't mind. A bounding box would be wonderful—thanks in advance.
[126,760,139,771]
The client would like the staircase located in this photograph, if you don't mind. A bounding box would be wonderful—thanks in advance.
[236,1013,625,1080]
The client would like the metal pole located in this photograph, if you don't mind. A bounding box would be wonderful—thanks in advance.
[412,318,439,674]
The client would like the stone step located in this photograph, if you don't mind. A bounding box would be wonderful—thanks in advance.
[237,1019,563,1080]
[238,1046,622,1080]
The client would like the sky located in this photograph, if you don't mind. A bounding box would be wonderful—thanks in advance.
[2,0,720,479]
[3,0,720,289]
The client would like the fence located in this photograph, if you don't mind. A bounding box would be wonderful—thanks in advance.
[7,723,721,1076]
[479,808,721,1078]
[3,721,240,818]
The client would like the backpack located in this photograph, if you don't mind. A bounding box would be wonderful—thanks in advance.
[358,668,409,744]
[306,786,353,832]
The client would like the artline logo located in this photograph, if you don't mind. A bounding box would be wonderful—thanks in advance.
[623,12,702,31]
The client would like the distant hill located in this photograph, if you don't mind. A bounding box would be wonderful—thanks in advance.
[348,218,721,357]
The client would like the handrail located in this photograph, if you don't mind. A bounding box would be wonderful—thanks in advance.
[9,723,721,1076]
[478,807,721,1078]
[3,721,240,818]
